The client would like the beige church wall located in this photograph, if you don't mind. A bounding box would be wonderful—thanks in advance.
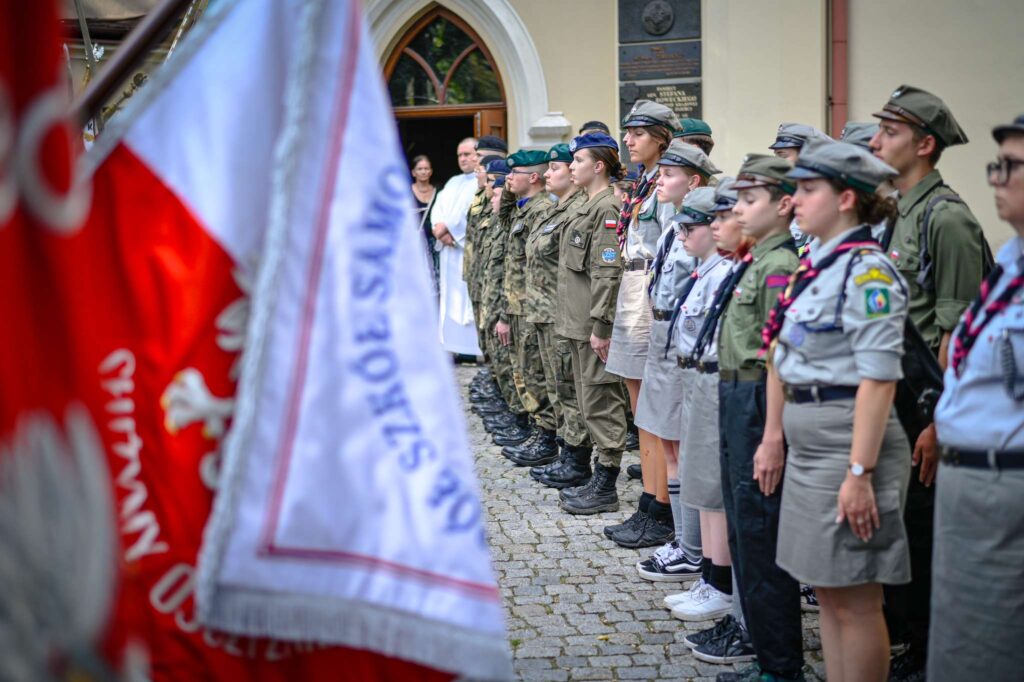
[700,0,828,179]
[847,0,1024,248]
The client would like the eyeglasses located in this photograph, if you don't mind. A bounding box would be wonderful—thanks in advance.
[986,157,1024,186]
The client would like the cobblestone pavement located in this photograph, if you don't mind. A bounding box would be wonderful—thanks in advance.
[456,365,826,682]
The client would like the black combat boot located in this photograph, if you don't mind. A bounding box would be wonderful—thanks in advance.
[507,429,558,466]
[534,443,592,489]
[559,462,620,515]
[483,411,518,432]
[626,463,642,480]
[501,427,540,459]
[471,397,508,415]
[492,414,532,446]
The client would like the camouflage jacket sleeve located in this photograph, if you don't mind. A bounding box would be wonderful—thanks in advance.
[589,201,624,339]
[496,190,518,322]
[927,200,986,333]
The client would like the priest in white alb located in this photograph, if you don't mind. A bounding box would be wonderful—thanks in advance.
[430,137,482,356]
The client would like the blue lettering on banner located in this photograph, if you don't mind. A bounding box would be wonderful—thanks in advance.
[348,164,485,545]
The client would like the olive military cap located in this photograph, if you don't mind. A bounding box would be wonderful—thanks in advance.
[579,120,611,135]
[993,114,1024,143]
[769,123,827,150]
[476,135,508,155]
[873,84,968,147]
[786,136,897,193]
[507,149,550,169]
[657,140,721,177]
[547,143,573,163]
[673,186,718,225]
[621,99,681,131]
[674,118,713,137]
[713,176,738,211]
[569,132,620,153]
[840,121,879,150]
[732,154,797,194]
[486,158,510,176]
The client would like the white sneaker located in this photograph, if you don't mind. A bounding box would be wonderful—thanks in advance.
[670,582,733,622]
[663,577,706,609]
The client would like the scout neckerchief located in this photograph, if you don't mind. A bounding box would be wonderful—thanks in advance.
[758,226,877,358]
[688,252,753,362]
[648,226,680,297]
[664,268,701,357]
[616,167,658,251]
[951,259,1024,388]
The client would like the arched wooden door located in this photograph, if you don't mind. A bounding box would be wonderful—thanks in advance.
[384,6,507,179]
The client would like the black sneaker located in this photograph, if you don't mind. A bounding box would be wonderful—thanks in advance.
[602,508,645,539]
[694,619,756,664]
[799,584,819,612]
[607,508,673,548]
[626,463,642,480]
[684,615,736,650]
[625,430,639,452]
[888,647,926,682]
[635,542,701,582]
[715,663,761,681]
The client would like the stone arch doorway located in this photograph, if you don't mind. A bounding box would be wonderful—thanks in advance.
[384,5,506,181]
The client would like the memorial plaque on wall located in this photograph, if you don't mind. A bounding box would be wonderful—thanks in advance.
[619,41,700,81]
[618,0,700,44]
[620,81,701,122]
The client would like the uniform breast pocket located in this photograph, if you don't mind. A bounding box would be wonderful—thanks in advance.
[563,228,590,272]
[891,248,920,283]
[783,302,844,362]
[991,315,1024,393]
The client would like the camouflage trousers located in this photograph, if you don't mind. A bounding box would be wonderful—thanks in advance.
[535,324,590,448]
[483,323,523,414]
[510,315,555,431]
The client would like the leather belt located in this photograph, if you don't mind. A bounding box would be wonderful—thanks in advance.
[677,357,719,374]
[783,385,859,404]
[719,368,766,382]
[939,447,1024,470]
[623,258,653,272]
[652,309,673,321]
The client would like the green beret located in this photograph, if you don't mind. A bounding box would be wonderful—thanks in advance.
[657,140,721,177]
[873,84,968,147]
[507,149,550,169]
[732,154,797,195]
[786,137,897,193]
[674,118,713,138]
[622,99,681,131]
[547,143,573,164]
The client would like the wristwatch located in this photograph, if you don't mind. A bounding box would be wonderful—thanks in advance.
[849,462,875,477]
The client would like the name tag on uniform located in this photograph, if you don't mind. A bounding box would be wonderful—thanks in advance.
[542,222,559,234]
[569,229,585,248]
[511,222,525,235]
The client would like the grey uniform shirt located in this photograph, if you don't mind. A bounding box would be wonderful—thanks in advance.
[774,226,908,386]
[674,253,733,361]
[624,170,676,260]
[649,222,697,311]
[934,237,1024,451]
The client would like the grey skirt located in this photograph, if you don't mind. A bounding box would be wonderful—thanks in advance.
[776,398,912,587]
[679,369,724,511]
[605,270,652,380]
[634,320,684,440]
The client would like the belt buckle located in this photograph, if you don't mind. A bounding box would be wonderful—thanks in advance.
[783,385,794,403]
[940,447,959,466]
[810,385,822,404]
[988,449,1000,471]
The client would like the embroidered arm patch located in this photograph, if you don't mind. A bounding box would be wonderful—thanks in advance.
[864,288,891,318]
[765,274,789,289]
[854,267,894,286]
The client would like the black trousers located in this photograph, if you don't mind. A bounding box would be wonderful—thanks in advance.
[719,378,803,678]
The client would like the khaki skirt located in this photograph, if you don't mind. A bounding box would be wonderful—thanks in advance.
[605,270,652,380]
[634,319,684,440]
[679,370,724,512]
[776,398,912,587]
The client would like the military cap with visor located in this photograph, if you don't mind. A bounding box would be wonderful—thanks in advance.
[547,143,573,164]
[873,84,968,147]
[769,123,827,150]
[992,114,1024,143]
[785,137,898,193]
[657,140,721,177]
[712,176,738,212]
[475,135,508,155]
[732,154,797,194]
[621,99,681,131]
[507,149,550,169]
[839,121,879,150]
[673,186,718,227]
[569,132,620,153]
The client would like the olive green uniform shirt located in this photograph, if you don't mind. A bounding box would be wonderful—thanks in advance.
[555,187,623,341]
[504,192,554,317]
[887,170,986,350]
[526,190,588,324]
[468,201,494,302]
[718,231,799,371]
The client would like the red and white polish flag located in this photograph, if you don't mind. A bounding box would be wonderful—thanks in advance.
[0,0,511,679]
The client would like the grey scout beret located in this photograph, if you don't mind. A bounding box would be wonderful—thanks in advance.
[622,99,681,131]
[732,154,797,194]
[657,140,721,177]
[712,176,738,211]
[769,122,828,150]
[673,186,718,225]
[786,136,897,193]
[840,122,879,150]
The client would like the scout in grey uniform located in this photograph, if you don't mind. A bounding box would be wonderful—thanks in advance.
[765,137,911,682]
[869,85,990,679]
[553,133,630,515]
[769,122,830,250]
[928,114,1024,682]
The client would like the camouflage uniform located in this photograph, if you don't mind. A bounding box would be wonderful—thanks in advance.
[480,190,522,412]
[525,188,590,446]
[462,187,488,330]
[504,191,554,427]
